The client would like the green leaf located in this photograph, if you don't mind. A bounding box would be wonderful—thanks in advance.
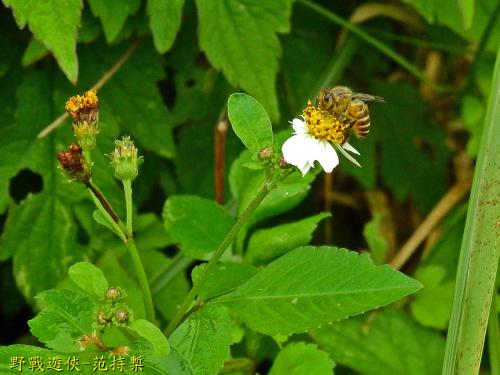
[0,193,83,299]
[269,343,335,375]
[195,0,292,121]
[410,265,454,330]
[162,195,234,259]
[147,0,185,53]
[370,82,450,212]
[227,93,273,154]
[170,306,233,374]
[28,289,94,352]
[192,262,259,301]
[87,0,141,42]
[68,262,109,299]
[363,215,388,265]
[127,319,170,357]
[311,309,445,375]
[21,37,49,66]
[4,0,82,82]
[458,0,475,28]
[246,213,330,265]
[211,246,421,335]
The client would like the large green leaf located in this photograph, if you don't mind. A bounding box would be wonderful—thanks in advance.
[147,0,185,53]
[170,306,233,375]
[246,213,330,265]
[28,289,94,352]
[269,343,334,375]
[3,0,82,82]
[87,0,141,42]
[227,93,273,154]
[162,195,234,259]
[311,309,445,375]
[1,193,83,299]
[211,246,421,335]
[195,0,292,121]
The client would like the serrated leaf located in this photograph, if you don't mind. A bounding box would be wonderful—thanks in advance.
[410,265,454,329]
[195,0,292,121]
[147,0,185,53]
[311,309,445,375]
[162,195,234,259]
[227,93,273,154]
[3,0,82,82]
[128,319,170,357]
[269,343,334,375]
[211,246,421,335]
[363,215,388,265]
[192,262,259,301]
[246,213,330,265]
[68,262,108,299]
[87,0,141,42]
[1,193,83,299]
[28,289,94,352]
[170,305,233,375]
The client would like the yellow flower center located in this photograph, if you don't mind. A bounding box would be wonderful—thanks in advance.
[303,101,350,144]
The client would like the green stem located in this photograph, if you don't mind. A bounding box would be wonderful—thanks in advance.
[164,175,276,337]
[126,238,156,323]
[487,271,500,375]
[299,0,429,84]
[123,179,133,237]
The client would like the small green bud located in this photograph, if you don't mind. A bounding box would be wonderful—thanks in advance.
[96,309,111,326]
[110,136,143,181]
[258,146,274,160]
[114,308,130,324]
[105,287,124,302]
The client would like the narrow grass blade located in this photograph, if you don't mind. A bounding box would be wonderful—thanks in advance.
[442,45,500,375]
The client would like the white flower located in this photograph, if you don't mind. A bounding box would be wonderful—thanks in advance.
[282,117,361,176]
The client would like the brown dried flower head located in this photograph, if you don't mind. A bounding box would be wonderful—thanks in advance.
[57,143,90,183]
[65,90,100,150]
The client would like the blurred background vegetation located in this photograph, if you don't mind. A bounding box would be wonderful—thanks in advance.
[0,0,498,373]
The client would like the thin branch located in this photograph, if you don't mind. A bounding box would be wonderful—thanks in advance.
[389,178,472,270]
[37,40,140,139]
[214,113,228,204]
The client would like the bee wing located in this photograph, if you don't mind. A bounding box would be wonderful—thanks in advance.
[352,93,385,102]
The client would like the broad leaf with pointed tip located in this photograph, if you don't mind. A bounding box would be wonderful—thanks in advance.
[211,246,421,335]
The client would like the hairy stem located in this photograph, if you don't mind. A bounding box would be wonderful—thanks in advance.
[164,175,276,336]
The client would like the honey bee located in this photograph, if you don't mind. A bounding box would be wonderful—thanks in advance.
[318,86,384,140]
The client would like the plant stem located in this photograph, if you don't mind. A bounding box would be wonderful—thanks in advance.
[164,175,276,337]
[123,179,133,237]
[126,238,156,323]
[86,180,121,224]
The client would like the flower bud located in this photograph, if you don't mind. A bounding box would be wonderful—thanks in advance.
[110,136,143,181]
[57,143,91,183]
[278,157,290,169]
[114,308,130,324]
[104,287,124,302]
[258,146,274,160]
[65,90,99,151]
[96,309,111,326]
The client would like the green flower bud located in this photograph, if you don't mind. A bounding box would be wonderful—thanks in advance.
[105,287,124,302]
[114,308,130,324]
[110,136,143,181]
[258,146,274,160]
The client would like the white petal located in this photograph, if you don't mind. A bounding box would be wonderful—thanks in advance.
[282,134,310,168]
[315,140,339,173]
[291,118,307,134]
[334,143,361,167]
[342,142,360,155]
[298,161,312,176]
